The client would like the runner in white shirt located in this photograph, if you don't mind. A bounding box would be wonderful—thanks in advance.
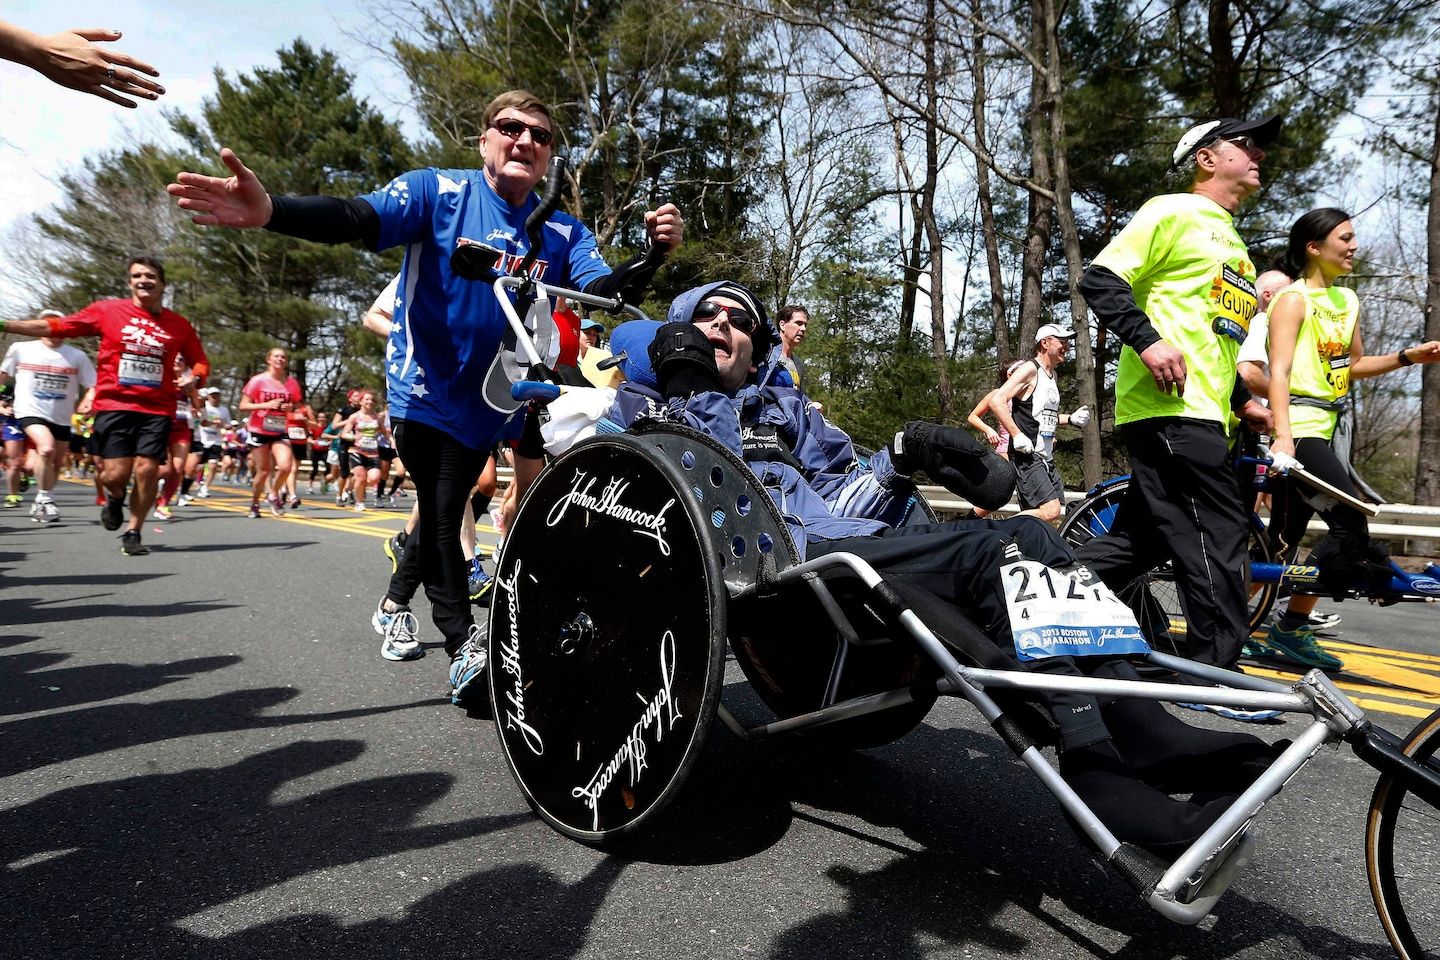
[0,316,98,522]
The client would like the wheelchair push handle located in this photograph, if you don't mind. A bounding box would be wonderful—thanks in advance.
[515,156,568,285]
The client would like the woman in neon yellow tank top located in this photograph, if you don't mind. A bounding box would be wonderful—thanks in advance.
[1263,208,1440,670]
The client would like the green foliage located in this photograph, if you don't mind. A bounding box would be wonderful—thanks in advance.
[171,41,412,404]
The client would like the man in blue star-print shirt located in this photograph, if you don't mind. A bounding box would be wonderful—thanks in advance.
[169,90,684,699]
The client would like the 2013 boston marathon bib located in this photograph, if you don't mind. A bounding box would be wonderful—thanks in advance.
[1000,543,1149,661]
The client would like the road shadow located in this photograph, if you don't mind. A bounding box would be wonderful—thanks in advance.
[0,595,239,626]
[0,571,174,589]
[0,739,613,960]
[747,721,1393,960]
[150,540,317,553]
[0,652,241,717]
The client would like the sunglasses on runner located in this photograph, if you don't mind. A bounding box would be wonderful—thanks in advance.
[691,300,757,335]
[489,118,554,147]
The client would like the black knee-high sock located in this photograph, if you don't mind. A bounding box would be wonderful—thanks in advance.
[181,476,195,496]
[388,474,405,496]
[471,491,491,518]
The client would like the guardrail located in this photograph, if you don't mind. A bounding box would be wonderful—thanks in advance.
[915,485,1440,553]
[495,467,1440,552]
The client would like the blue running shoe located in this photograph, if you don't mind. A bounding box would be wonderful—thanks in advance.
[449,624,488,705]
[468,558,494,605]
[1264,623,1344,671]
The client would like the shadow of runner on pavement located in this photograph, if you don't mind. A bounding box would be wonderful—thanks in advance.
[0,595,240,626]
[0,739,536,960]
[0,654,242,717]
[0,686,435,778]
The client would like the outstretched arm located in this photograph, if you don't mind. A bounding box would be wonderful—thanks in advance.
[0,21,163,107]
[167,149,274,228]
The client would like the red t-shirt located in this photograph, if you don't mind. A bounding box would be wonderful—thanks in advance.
[50,300,208,416]
[242,374,303,436]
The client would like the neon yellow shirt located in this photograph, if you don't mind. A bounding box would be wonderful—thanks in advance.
[1091,193,1258,427]
[1272,281,1358,441]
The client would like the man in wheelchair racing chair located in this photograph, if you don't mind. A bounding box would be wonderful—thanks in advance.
[601,280,1287,857]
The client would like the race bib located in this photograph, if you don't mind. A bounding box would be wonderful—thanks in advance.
[288,425,308,441]
[262,413,286,433]
[1211,263,1258,345]
[357,434,379,452]
[33,372,69,399]
[1038,407,1059,439]
[117,351,164,388]
[1002,555,1149,661]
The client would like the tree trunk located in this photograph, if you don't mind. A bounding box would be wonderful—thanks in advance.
[921,0,952,417]
[1040,0,1101,487]
[1414,90,1440,506]
[971,0,1010,377]
[1016,0,1055,349]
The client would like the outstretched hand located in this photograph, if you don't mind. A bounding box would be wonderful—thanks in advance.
[166,149,273,228]
[7,26,164,108]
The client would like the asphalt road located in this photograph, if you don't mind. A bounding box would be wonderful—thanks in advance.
[2,479,1437,960]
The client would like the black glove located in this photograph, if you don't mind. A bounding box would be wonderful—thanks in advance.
[890,420,1016,511]
[648,321,721,399]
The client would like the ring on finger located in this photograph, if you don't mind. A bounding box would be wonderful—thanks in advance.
[106,65,117,81]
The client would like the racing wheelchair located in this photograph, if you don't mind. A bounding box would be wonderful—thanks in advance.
[466,160,1440,959]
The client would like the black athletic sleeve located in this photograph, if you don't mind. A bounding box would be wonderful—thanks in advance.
[264,194,382,250]
[1229,373,1252,412]
[1078,265,1162,354]
[583,248,663,304]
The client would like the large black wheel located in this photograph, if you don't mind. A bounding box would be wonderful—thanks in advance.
[487,432,728,842]
[1058,479,1276,651]
[1366,707,1440,960]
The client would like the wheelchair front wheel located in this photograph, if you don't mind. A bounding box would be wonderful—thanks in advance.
[1365,706,1440,960]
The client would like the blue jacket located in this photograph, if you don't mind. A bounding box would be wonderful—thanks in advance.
[608,378,922,560]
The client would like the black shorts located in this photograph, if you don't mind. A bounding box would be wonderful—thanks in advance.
[69,435,86,454]
[378,447,397,462]
[189,437,206,454]
[17,417,72,443]
[93,410,170,460]
[248,433,285,447]
[1013,451,1064,509]
[198,444,223,464]
[348,451,379,472]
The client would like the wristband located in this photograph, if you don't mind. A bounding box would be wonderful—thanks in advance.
[1398,347,1415,367]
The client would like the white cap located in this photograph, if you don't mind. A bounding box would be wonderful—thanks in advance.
[1172,120,1224,166]
[1035,323,1076,341]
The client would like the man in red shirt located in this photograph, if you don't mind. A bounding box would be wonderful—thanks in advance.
[1,257,208,554]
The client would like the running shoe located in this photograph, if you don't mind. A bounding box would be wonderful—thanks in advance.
[119,530,149,556]
[449,624,488,704]
[248,503,262,519]
[354,502,366,513]
[468,558,494,605]
[379,606,425,662]
[100,496,124,530]
[288,495,301,509]
[178,494,194,506]
[1267,608,1341,632]
[36,501,60,524]
[384,530,408,574]
[197,483,210,499]
[269,494,284,518]
[94,494,106,506]
[3,494,23,509]
[154,504,173,521]
[1240,638,1274,660]
[1263,623,1344,671]
[1177,701,1283,722]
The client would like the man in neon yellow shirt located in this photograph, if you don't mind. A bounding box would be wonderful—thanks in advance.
[1075,117,1278,712]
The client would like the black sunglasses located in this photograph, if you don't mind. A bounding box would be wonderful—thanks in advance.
[490,118,554,147]
[692,300,756,334]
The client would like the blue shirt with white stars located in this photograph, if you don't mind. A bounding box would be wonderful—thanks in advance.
[360,168,610,449]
